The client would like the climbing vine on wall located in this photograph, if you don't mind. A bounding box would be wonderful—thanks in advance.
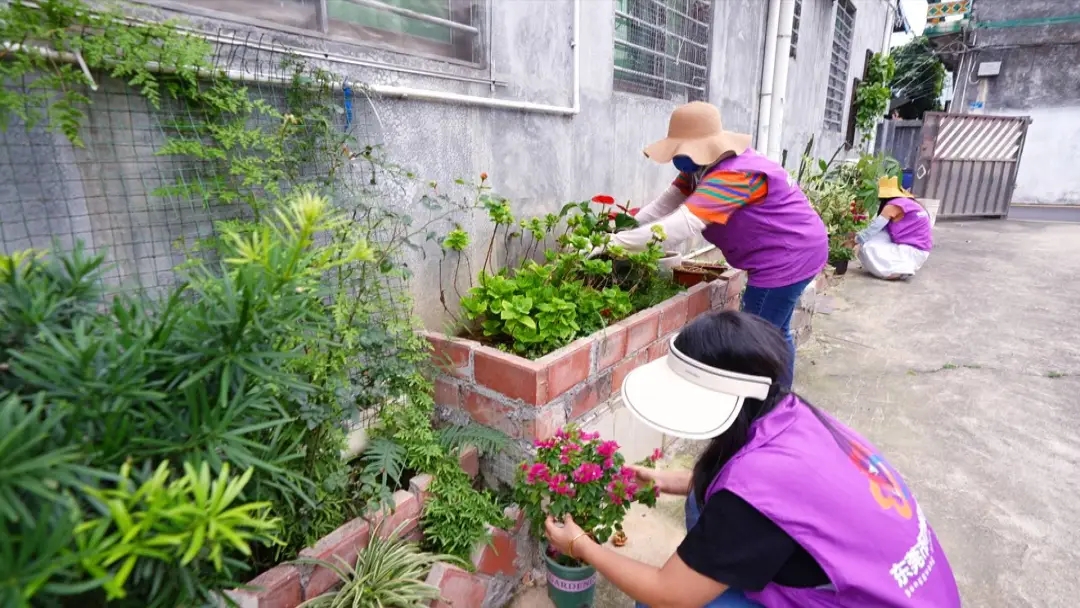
[854,51,896,143]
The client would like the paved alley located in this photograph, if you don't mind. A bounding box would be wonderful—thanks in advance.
[514,220,1080,607]
[797,219,1080,607]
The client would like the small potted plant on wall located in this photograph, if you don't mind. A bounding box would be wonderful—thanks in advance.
[514,425,658,608]
[828,234,857,275]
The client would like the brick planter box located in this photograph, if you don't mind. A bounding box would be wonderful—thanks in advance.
[425,270,748,482]
[225,446,534,608]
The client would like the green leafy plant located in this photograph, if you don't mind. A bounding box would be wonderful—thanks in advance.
[372,383,510,560]
[295,522,461,608]
[854,52,896,143]
[449,187,681,358]
[514,425,657,567]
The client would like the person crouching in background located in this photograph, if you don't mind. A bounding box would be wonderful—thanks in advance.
[853,177,933,280]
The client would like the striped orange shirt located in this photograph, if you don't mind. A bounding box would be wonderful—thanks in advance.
[672,168,769,225]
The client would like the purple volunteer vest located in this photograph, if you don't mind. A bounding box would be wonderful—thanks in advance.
[706,396,961,608]
[696,149,828,288]
[885,198,933,252]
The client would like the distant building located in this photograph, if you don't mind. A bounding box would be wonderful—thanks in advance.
[927,0,1080,206]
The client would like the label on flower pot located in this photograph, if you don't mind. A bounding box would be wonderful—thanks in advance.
[547,571,597,593]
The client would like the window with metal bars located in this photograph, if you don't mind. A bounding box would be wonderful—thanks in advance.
[613,0,713,102]
[823,0,856,132]
[790,0,802,58]
[134,0,483,63]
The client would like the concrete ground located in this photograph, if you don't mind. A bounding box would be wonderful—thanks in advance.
[512,220,1080,608]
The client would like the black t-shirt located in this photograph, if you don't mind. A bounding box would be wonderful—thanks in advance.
[677,490,830,592]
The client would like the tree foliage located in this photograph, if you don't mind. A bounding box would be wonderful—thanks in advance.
[889,37,947,120]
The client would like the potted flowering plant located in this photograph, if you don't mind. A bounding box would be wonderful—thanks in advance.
[514,425,658,608]
[828,200,869,275]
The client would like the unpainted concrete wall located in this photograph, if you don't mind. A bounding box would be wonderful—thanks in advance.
[0,0,891,325]
[950,0,1080,204]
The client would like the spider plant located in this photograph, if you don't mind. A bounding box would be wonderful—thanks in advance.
[294,522,464,608]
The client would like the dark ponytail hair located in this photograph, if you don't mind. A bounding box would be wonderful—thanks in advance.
[674,311,796,503]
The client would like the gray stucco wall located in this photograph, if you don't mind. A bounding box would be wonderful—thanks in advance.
[1,0,891,326]
[951,0,1080,204]
[783,0,892,164]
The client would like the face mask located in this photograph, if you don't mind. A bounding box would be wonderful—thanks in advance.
[673,155,701,174]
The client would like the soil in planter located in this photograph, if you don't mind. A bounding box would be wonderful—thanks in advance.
[672,261,727,288]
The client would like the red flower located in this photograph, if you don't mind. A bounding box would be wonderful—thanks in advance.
[592,194,616,205]
[628,208,640,217]
[480,172,488,181]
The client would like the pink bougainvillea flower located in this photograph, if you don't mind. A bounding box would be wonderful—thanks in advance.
[555,428,568,440]
[592,194,616,205]
[649,448,663,463]
[579,431,600,442]
[534,438,556,450]
[560,455,571,465]
[603,456,614,470]
[617,466,636,483]
[597,440,619,458]
[572,462,604,484]
[527,462,552,484]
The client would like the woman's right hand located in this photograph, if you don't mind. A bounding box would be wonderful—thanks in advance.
[628,466,690,496]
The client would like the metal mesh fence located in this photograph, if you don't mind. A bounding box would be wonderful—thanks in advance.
[613,0,711,102]
[1,29,397,294]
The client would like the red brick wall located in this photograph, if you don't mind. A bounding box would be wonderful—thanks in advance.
[425,270,748,442]
[226,446,533,607]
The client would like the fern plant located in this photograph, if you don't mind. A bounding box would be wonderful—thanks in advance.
[437,423,512,457]
[294,522,461,608]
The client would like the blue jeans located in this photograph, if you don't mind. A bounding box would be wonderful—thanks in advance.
[740,277,814,388]
[635,494,762,608]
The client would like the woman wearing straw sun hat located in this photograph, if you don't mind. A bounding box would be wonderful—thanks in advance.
[543,311,961,608]
[603,101,827,388]
[850,177,933,280]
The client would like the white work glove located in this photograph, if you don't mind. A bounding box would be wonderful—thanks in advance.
[633,186,689,224]
[609,205,707,252]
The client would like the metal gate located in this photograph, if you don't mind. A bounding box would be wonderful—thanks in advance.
[912,112,1031,218]
[875,119,923,170]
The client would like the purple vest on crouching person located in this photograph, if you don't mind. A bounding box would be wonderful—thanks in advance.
[698,149,828,288]
[705,396,961,608]
[885,198,933,252]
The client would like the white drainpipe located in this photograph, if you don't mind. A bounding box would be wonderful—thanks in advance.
[756,0,781,151]
[3,0,581,116]
[766,0,797,162]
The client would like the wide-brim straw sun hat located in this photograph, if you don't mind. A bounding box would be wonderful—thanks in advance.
[643,101,753,165]
[878,175,914,199]
[620,334,773,440]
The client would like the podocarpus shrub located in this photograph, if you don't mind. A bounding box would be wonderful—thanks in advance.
[0,192,506,606]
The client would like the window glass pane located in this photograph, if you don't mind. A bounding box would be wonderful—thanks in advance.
[329,0,480,62]
[153,0,482,62]
[176,0,318,30]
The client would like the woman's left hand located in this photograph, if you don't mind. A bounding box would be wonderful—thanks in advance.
[544,514,588,558]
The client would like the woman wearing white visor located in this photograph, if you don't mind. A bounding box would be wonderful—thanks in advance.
[543,312,960,607]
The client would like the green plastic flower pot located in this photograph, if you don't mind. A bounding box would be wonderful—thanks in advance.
[542,543,598,608]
